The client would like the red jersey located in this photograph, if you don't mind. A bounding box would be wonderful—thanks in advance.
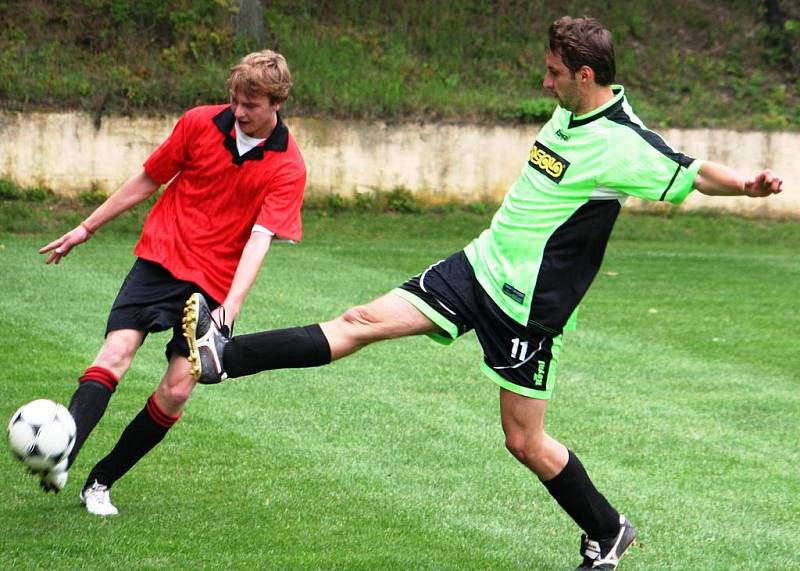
[135,104,306,303]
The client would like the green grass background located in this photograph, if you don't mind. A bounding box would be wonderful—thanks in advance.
[0,210,798,569]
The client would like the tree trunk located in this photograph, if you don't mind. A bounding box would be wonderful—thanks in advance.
[763,0,796,72]
[235,0,267,48]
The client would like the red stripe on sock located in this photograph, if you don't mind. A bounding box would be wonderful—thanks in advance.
[145,394,181,428]
[79,366,120,393]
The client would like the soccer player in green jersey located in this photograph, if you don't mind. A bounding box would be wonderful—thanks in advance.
[182,16,783,570]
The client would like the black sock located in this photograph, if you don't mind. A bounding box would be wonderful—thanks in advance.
[67,380,114,468]
[84,395,178,489]
[542,450,620,539]
[224,324,332,378]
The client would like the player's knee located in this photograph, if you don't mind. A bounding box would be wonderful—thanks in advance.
[158,378,194,408]
[504,432,546,466]
[504,433,527,463]
[95,337,136,372]
[341,304,376,326]
[340,304,383,341]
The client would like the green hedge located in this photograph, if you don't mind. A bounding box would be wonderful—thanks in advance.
[0,1,798,129]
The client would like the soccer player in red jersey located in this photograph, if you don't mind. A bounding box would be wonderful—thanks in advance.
[38,50,307,516]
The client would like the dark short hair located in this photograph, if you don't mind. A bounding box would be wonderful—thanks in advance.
[548,16,615,85]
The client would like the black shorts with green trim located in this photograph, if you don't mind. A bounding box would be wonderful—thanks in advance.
[393,251,562,400]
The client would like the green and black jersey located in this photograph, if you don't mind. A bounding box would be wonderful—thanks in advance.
[464,85,703,334]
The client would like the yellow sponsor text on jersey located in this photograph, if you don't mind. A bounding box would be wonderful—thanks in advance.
[528,141,570,183]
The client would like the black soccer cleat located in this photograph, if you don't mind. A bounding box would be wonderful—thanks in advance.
[182,293,230,384]
[575,515,637,570]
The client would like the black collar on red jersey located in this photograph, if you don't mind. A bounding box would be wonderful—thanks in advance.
[213,107,289,166]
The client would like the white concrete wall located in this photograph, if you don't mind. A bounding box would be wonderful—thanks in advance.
[0,111,796,215]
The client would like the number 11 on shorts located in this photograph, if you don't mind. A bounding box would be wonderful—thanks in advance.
[510,337,528,361]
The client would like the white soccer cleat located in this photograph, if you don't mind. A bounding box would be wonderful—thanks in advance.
[80,480,119,516]
[39,458,69,493]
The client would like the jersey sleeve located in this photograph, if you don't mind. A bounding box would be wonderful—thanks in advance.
[600,129,703,205]
[143,112,191,184]
[255,158,307,241]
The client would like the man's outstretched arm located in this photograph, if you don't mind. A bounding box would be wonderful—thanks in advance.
[694,162,784,198]
[39,170,160,264]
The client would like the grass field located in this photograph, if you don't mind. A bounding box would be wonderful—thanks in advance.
[0,210,798,570]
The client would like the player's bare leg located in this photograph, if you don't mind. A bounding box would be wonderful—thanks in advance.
[500,389,635,569]
[81,355,193,515]
[40,329,144,494]
[91,329,145,378]
[153,355,196,417]
[70,328,144,459]
[320,292,441,359]
[499,389,568,479]
[184,291,440,383]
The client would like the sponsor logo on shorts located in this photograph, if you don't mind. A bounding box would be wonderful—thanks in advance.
[532,360,547,388]
[528,141,570,183]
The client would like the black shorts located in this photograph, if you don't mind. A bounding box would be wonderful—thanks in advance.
[393,251,562,399]
[107,258,219,361]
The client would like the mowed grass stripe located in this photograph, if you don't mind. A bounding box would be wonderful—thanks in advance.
[0,211,798,570]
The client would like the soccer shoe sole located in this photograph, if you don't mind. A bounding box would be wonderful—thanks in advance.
[182,293,202,381]
[182,293,227,384]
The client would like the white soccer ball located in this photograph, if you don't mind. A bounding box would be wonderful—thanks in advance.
[7,399,76,472]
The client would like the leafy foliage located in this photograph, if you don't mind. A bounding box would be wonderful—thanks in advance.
[0,1,798,128]
[0,179,53,202]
